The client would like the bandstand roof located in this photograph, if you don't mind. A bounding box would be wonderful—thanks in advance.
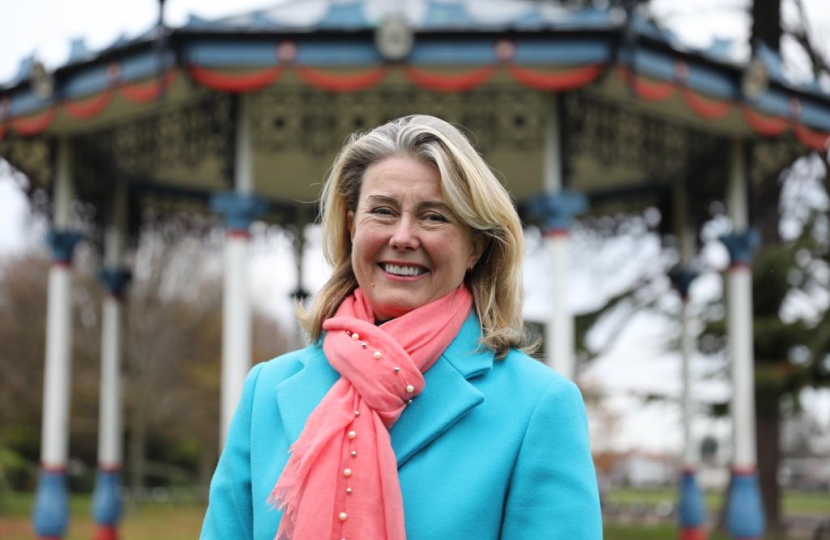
[1,0,828,239]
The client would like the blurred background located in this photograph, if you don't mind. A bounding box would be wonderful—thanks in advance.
[0,1,829,539]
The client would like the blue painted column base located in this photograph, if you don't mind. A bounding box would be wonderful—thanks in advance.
[719,230,759,268]
[92,468,122,540]
[98,268,132,299]
[210,192,268,234]
[726,470,765,539]
[678,470,707,540]
[669,266,700,300]
[32,468,69,539]
[46,230,83,266]
[526,190,589,231]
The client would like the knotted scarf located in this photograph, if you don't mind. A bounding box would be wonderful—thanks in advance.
[268,286,473,540]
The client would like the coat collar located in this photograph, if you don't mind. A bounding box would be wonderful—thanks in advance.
[274,313,493,467]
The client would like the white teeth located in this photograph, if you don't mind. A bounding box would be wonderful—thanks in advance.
[384,264,425,276]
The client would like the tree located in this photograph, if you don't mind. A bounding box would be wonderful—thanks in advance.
[0,250,52,475]
[0,246,104,478]
[122,224,290,494]
[0,221,290,497]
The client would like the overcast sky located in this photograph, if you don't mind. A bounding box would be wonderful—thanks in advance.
[1,0,829,454]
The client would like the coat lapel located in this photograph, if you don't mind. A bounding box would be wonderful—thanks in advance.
[274,345,340,443]
[273,314,494,467]
[390,314,493,467]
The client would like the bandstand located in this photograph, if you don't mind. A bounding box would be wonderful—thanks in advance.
[1,1,829,539]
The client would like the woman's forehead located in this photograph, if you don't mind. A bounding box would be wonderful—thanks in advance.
[358,156,445,202]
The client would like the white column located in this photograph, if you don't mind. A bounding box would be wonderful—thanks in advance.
[726,139,757,470]
[680,306,696,467]
[679,260,696,466]
[98,302,122,466]
[542,98,576,379]
[41,139,75,468]
[719,140,765,540]
[98,183,126,468]
[727,268,755,468]
[674,180,698,468]
[291,218,309,351]
[221,233,251,444]
[546,232,574,378]
[220,94,254,445]
[42,269,73,465]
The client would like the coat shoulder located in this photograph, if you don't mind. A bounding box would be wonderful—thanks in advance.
[498,348,580,399]
[254,343,325,391]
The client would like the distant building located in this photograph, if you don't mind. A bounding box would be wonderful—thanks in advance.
[612,451,678,488]
[780,457,830,490]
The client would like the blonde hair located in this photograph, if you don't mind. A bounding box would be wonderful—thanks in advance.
[299,115,534,358]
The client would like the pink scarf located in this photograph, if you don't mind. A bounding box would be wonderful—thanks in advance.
[268,286,473,540]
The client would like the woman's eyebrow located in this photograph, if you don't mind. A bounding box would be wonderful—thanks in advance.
[363,195,398,207]
[416,201,452,213]
[363,195,451,213]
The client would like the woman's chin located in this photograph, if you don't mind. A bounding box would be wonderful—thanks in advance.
[370,296,425,321]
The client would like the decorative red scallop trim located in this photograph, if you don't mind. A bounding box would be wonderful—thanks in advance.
[507,63,603,91]
[404,65,496,92]
[2,51,829,154]
[295,65,388,92]
[681,88,732,119]
[619,67,676,102]
[741,106,789,137]
[11,107,57,135]
[120,70,177,103]
[793,122,830,151]
[189,65,285,93]
[64,89,114,120]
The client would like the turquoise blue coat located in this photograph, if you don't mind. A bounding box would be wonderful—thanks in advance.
[200,315,603,539]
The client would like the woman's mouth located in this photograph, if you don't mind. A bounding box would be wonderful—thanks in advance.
[380,263,427,277]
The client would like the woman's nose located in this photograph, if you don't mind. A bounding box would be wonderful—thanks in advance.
[389,217,419,250]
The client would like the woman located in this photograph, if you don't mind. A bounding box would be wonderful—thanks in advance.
[200,115,602,540]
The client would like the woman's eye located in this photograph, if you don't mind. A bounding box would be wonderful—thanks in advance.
[371,207,393,216]
[425,213,449,223]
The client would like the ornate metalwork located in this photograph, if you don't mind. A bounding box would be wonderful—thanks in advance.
[749,135,804,185]
[562,88,740,239]
[563,89,728,180]
[0,136,52,189]
[73,92,234,182]
[0,80,811,251]
[249,85,547,156]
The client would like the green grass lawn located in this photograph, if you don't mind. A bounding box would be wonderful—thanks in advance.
[605,487,830,516]
[603,523,790,540]
[0,493,206,540]
[1,489,825,540]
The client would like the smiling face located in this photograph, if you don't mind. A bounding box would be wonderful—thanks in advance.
[348,155,485,321]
